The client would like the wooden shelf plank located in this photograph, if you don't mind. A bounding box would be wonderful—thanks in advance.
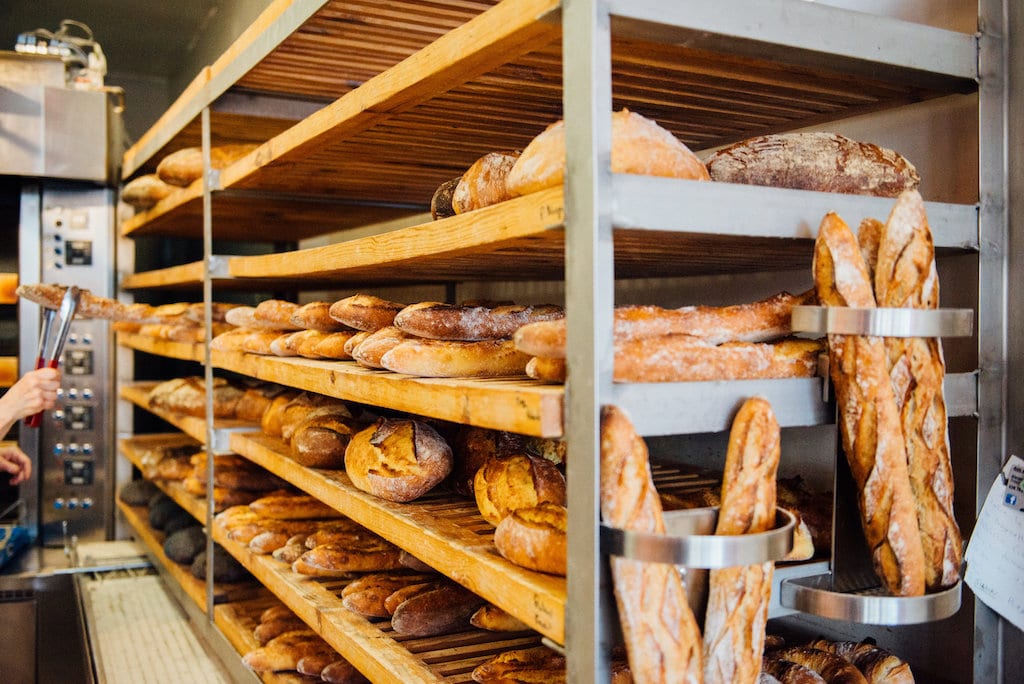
[213,352,564,438]
[118,333,206,363]
[214,524,541,684]
[118,433,207,522]
[230,430,566,644]
[119,382,259,445]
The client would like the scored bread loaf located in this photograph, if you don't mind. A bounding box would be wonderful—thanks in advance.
[769,648,868,684]
[449,425,528,496]
[329,294,407,332]
[473,453,566,527]
[600,405,702,683]
[253,299,301,330]
[389,582,486,637]
[506,108,710,197]
[804,640,914,684]
[292,537,403,577]
[705,132,919,197]
[394,301,564,341]
[383,580,442,615]
[813,211,926,596]
[873,190,962,591]
[492,502,567,576]
[344,419,453,503]
[289,407,360,469]
[290,301,352,333]
[380,337,532,378]
[248,493,345,520]
[351,326,411,369]
[156,143,258,187]
[340,571,437,618]
[147,376,244,418]
[513,290,812,358]
[311,331,359,360]
[242,630,334,673]
[452,151,521,214]
[702,397,780,684]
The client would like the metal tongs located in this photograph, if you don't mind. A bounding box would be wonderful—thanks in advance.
[26,286,80,428]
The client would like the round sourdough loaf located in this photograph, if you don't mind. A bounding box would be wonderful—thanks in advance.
[473,453,566,527]
[506,108,709,197]
[345,419,453,502]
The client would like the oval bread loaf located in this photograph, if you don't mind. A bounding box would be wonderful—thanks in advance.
[156,143,258,187]
[473,453,566,527]
[394,301,564,341]
[329,294,406,332]
[705,132,919,197]
[380,337,532,378]
[345,419,453,503]
[493,502,568,576]
[121,173,173,209]
[452,151,520,214]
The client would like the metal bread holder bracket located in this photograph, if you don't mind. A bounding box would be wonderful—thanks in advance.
[778,573,962,625]
[600,506,795,568]
[790,305,974,338]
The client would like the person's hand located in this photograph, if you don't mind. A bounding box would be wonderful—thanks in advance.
[0,445,31,485]
[3,367,61,421]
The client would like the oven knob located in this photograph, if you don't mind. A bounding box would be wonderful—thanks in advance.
[53,409,65,421]
[81,443,94,455]
[53,443,65,456]
[83,334,92,345]
[56,388,64,399]
[67,498,78,510]
[82,388,94,400]
[68,443,80,455]
[54,498,65,509]
[67,388,78,400]
[68,333,78,344]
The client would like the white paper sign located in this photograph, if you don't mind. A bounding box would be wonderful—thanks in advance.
[965,454,1024,632]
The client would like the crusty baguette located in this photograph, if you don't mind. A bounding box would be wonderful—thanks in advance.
[705,132,919,197]
[241,630,334,673]
[290,301,352,333]
[292,538,403,577]
[312,331,359,360]
[507,108,709,197]
[452,151,520,214]
[341,572,436,618]
[156,144,258,187]
[253,299,301,330]
[770,648,868,684]
[351,326,411,369]
[514,290,813,358]
[249,493,345,520]
[395,301,564,341]
[526,337,822,384]
[873,190,962,591]
[389,582,486,637]
[383,580,443,615]
[804,640,914,684]
[813,211,926,596]
[600,405,702,684]
[703,397,780,684]
[329,294,406,332]
[381,337,532,378]
[253,616,308,645]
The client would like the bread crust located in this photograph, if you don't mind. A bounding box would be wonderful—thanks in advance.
[706,132,919,197]
[381,337,532,378]
[389,582,486,637]
[493,502,567,576]
[600,405,702,683]
[770,648,868,684]
[507,108,709,197]
[703,397,780,684]
[473,453,566,527]
[874,190,962,591]
[290,301,352,333]
[329,294,406,332]
[121,173,174,209]
[156,143,258,187]
[253,299,301,330]
[452,151,521,213]
[395,301,564,341]
[514,290,812,358]
[431,176,461,220]
[345,419,453,503]
[292,537,403,577]
[351,326,411,369]
[804,640,914,684]
[814,211,926,596]
[249,493,344,520]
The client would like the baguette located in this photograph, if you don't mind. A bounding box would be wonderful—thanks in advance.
[470,603,531,632]
[292,538,403,577]
[703,397,780,684]
[253,617,308,646]
[804,640,914,684]
[248,493,345,520]
[241,329,283,355]
[431,176,461,220]
[874,190,962,591]
[383,580,443,615]
[312,331,359,360]
[253,299,301,330]
[600,405,702,684]
[380,337,532,378]
[156,144,258,187]
[813,211,926,596]
[341,572,437,618]
[351,326,411,369]
[290,301,351,333]
[770,648,868,684]
[329,294,406,332]
[242,630,334,673]
[514,290,812,358]
[526,337,823,384]
[395,301,564,341]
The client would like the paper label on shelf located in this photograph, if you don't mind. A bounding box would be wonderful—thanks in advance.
[965,454,1024,632]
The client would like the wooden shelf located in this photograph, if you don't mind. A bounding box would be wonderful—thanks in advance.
[117,499,256,611]
[119,433,207,521]
[230,430,566,644]
[122,0,976,242]
[117,333,205,362]
[119,382,259,448]
[213,524,542,684]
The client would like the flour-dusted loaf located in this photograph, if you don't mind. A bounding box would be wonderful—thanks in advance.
[344,419,453,503]
[506,108,709,197]
[452,151,521,213]
[706,132,919,197]
[814,211,926,596]
[873,190,962,591]
[702,397,780,684]
[431,176,461,220]
[121,173,174,209]
[156,143,259,187]
[395,301,564,341]
[292,537,403,577]
[381,337,532,378]
[600,405,702,683]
